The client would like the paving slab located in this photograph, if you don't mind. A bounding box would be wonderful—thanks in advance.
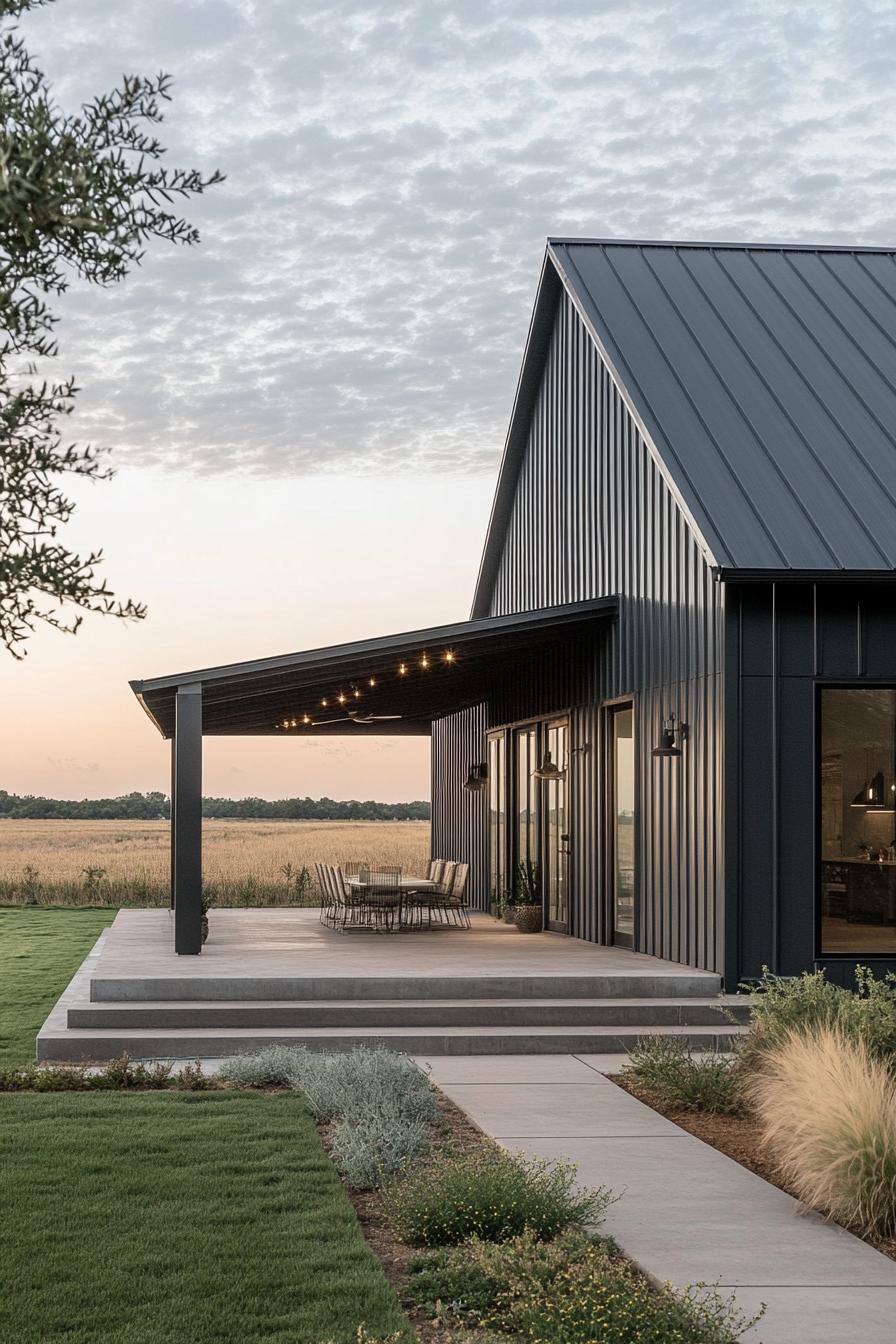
[431,1053,896,1344]
[435,1082,682,1137]
[416,1054,613,1084]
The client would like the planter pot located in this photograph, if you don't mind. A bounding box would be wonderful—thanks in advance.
[514,904,543,934]
[201,915,209,944]
[502,905,517,925]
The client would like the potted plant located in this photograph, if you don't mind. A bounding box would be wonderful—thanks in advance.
[200,884,217,944]
[512,860,543,934]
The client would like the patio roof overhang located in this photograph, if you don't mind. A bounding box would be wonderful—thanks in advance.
[130,597,617,740]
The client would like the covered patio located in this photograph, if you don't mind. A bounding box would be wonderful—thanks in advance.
[129,598,616,955]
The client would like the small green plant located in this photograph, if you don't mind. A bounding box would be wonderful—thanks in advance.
[19,864,41,899]
[741,965,896,1069]
[385,1147,611,1247]
[513,858,540,905]
[80,866,107,899]
[0,1056,207,1092]
[280,862,315,903]
[219,1044,307,1088]
[623,1036,742,1114]
[329,1113,430,1190]
[404,1230,760,1343]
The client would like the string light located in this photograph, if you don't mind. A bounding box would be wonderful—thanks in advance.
[303,715,311,725]
[420,653,429,668]
[399,663,408,675]
[321,698,328,707]
[290,718,297,728]
[444,650,455,663]
[337,692,346,704]
[353,688,361,698]
[369,677,376,687]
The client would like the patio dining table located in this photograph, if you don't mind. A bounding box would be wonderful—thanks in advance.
[345,875,438,930]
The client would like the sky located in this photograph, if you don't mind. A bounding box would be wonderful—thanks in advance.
[2,0,895,801]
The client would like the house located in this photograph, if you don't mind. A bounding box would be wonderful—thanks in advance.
[131,238,896,989]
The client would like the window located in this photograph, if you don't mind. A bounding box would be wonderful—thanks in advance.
[515,726,538,871]
[487,731,506,904]
[820,688,896,955]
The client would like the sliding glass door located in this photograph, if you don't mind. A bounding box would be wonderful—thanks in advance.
[544,718,569,931]
[487,730,507,908]
[608,704,635,948]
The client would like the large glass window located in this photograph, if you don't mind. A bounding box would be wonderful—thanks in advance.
[610,705,635,948]
[544,719,569,929]
[820,688,896,955]
[515,727,538,871]
[487,731,506,905]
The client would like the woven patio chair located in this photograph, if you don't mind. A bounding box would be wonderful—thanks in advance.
[355,865,402,932]
[315,862,335,926]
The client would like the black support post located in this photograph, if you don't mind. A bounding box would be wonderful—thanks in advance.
[169,737,176,911]
[173,684,203,954]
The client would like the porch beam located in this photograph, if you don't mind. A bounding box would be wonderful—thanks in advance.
[173,683,203,954]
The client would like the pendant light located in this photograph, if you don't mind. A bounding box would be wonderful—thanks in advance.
[533,751,566,782]
[652,713,684,758]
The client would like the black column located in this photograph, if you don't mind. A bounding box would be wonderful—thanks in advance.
[173,683,203,954]
[169,737,176,911]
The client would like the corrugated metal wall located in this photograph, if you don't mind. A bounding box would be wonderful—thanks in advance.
[727,582,896,987]
[431,704,489,910]
[435,288,725,972]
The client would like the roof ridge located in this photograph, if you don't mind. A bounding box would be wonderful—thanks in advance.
[548,237,896,254]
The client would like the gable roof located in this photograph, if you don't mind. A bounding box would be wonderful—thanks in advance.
[472,239,896,615]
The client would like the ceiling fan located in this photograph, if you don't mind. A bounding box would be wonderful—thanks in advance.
[312,708,403,726]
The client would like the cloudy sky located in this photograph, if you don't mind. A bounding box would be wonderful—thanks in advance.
[2,0,895,800]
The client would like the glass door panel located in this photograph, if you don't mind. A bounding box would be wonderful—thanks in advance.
[514,726,538,892]
[611,706,635,947]
[544,719,569,930]
[487,731,506,908]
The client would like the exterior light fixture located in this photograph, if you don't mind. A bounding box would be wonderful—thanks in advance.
[463,762,488,792]
[533,751,566,782]
[652,713,684,758]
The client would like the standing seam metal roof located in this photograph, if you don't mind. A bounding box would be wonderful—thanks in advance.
[473,239,896,611]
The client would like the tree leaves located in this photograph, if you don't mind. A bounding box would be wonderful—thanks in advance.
[0,0,223,654]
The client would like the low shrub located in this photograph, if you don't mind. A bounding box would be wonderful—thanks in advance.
[0,1056,208,1092]
[623,1036,741,1114]
[404,1230,760,1343]
[385,1146,611,1246]
[741,965,896,1069]
[294,1048,437,1126]
[744,1026,896,1240]
[329,1112,430,1190]
[218,1045,307,1088]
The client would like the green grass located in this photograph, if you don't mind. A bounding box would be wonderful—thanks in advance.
[0,1090,413,1344]
[0,906,116,1066]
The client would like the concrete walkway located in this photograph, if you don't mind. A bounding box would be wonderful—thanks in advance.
[417,1053,896,1344]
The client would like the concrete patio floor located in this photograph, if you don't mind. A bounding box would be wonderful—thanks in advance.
[420,1054,896,1344]
[93,907,717,986]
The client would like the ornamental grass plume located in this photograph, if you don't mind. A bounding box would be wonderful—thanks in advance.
[744,1026,896,1239]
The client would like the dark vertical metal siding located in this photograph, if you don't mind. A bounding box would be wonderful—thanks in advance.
[728,581,896,986]
[431,704,489,911]
[438,292,725,972]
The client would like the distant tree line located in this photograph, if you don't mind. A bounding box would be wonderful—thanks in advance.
[0,790,430,822]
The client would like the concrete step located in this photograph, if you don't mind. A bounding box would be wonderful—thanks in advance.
[89,971,723,1003]
[37,1021,748,1063]
[68,995,752,1030]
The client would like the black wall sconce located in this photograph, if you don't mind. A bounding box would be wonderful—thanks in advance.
[463,762,488,792]
[652,713,686,758]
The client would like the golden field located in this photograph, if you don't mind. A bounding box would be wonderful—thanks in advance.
[0,819,431,906]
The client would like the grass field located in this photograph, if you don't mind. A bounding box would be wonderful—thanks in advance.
[0,1089,413,1344]
[0,908,115,1066]
[0,818,430,906]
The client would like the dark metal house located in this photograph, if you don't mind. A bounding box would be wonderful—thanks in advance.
[132,240,896,988]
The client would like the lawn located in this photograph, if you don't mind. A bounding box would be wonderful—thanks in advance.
[0,1090,414,1344]
[0,906,115,1066]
